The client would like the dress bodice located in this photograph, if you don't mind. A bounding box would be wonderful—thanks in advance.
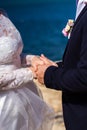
[0,14,23,74]
[0,36,23,73]
[0,13,34,90]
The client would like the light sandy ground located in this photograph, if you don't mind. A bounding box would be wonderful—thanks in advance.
[34,79,66,130]
[52,112,65,130]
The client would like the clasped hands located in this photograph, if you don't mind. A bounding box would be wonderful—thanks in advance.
[30,54,58,84]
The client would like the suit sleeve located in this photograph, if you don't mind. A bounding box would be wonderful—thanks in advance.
[44,65,87,92]
[56,60,63,67]
[44,17,87,92]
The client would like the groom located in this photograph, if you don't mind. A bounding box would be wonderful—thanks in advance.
[31,1,87,130]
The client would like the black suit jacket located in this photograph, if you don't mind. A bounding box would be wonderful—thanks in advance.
[44,5,87,130]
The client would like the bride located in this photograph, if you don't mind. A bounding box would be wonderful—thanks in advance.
[0,9,54,130]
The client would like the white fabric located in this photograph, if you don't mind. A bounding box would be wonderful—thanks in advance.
[0,13,54,130]
[75,0,87,19]
[0,86,54,130]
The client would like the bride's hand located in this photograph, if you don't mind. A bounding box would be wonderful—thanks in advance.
[27,66,37,79]
[31,56,44,71]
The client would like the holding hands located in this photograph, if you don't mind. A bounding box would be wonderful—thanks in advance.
[30,54,58,84]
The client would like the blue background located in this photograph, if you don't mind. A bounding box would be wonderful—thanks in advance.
[1,0,76,61]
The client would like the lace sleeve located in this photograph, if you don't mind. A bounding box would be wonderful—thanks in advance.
[0,68,33,90]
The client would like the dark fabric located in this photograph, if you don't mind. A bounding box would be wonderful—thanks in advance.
[56,60,63,67]
[44,5,87,130]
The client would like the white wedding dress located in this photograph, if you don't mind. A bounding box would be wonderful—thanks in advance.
[0,13,54,130]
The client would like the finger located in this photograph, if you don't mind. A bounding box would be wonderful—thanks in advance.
[41,54,47,59]
[40,56,48,64]
[41,54,56,65]
[32,64,38,72]
[35,70,39,77]
[38,60,44,65]
[41,54,52,63]
[41,54,44,57]
[38,77,44,84]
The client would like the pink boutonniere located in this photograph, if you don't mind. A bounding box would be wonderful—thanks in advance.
[62,19,74,38]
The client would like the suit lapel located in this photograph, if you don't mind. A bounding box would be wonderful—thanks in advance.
[73,5,87,29]
[62,5,87,62]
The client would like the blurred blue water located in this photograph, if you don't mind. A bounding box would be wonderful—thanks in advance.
[1,0,76,61]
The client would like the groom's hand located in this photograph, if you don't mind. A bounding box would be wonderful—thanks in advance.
[36,54,58,84]
[40,54,58,67]
[36,64,50,84]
